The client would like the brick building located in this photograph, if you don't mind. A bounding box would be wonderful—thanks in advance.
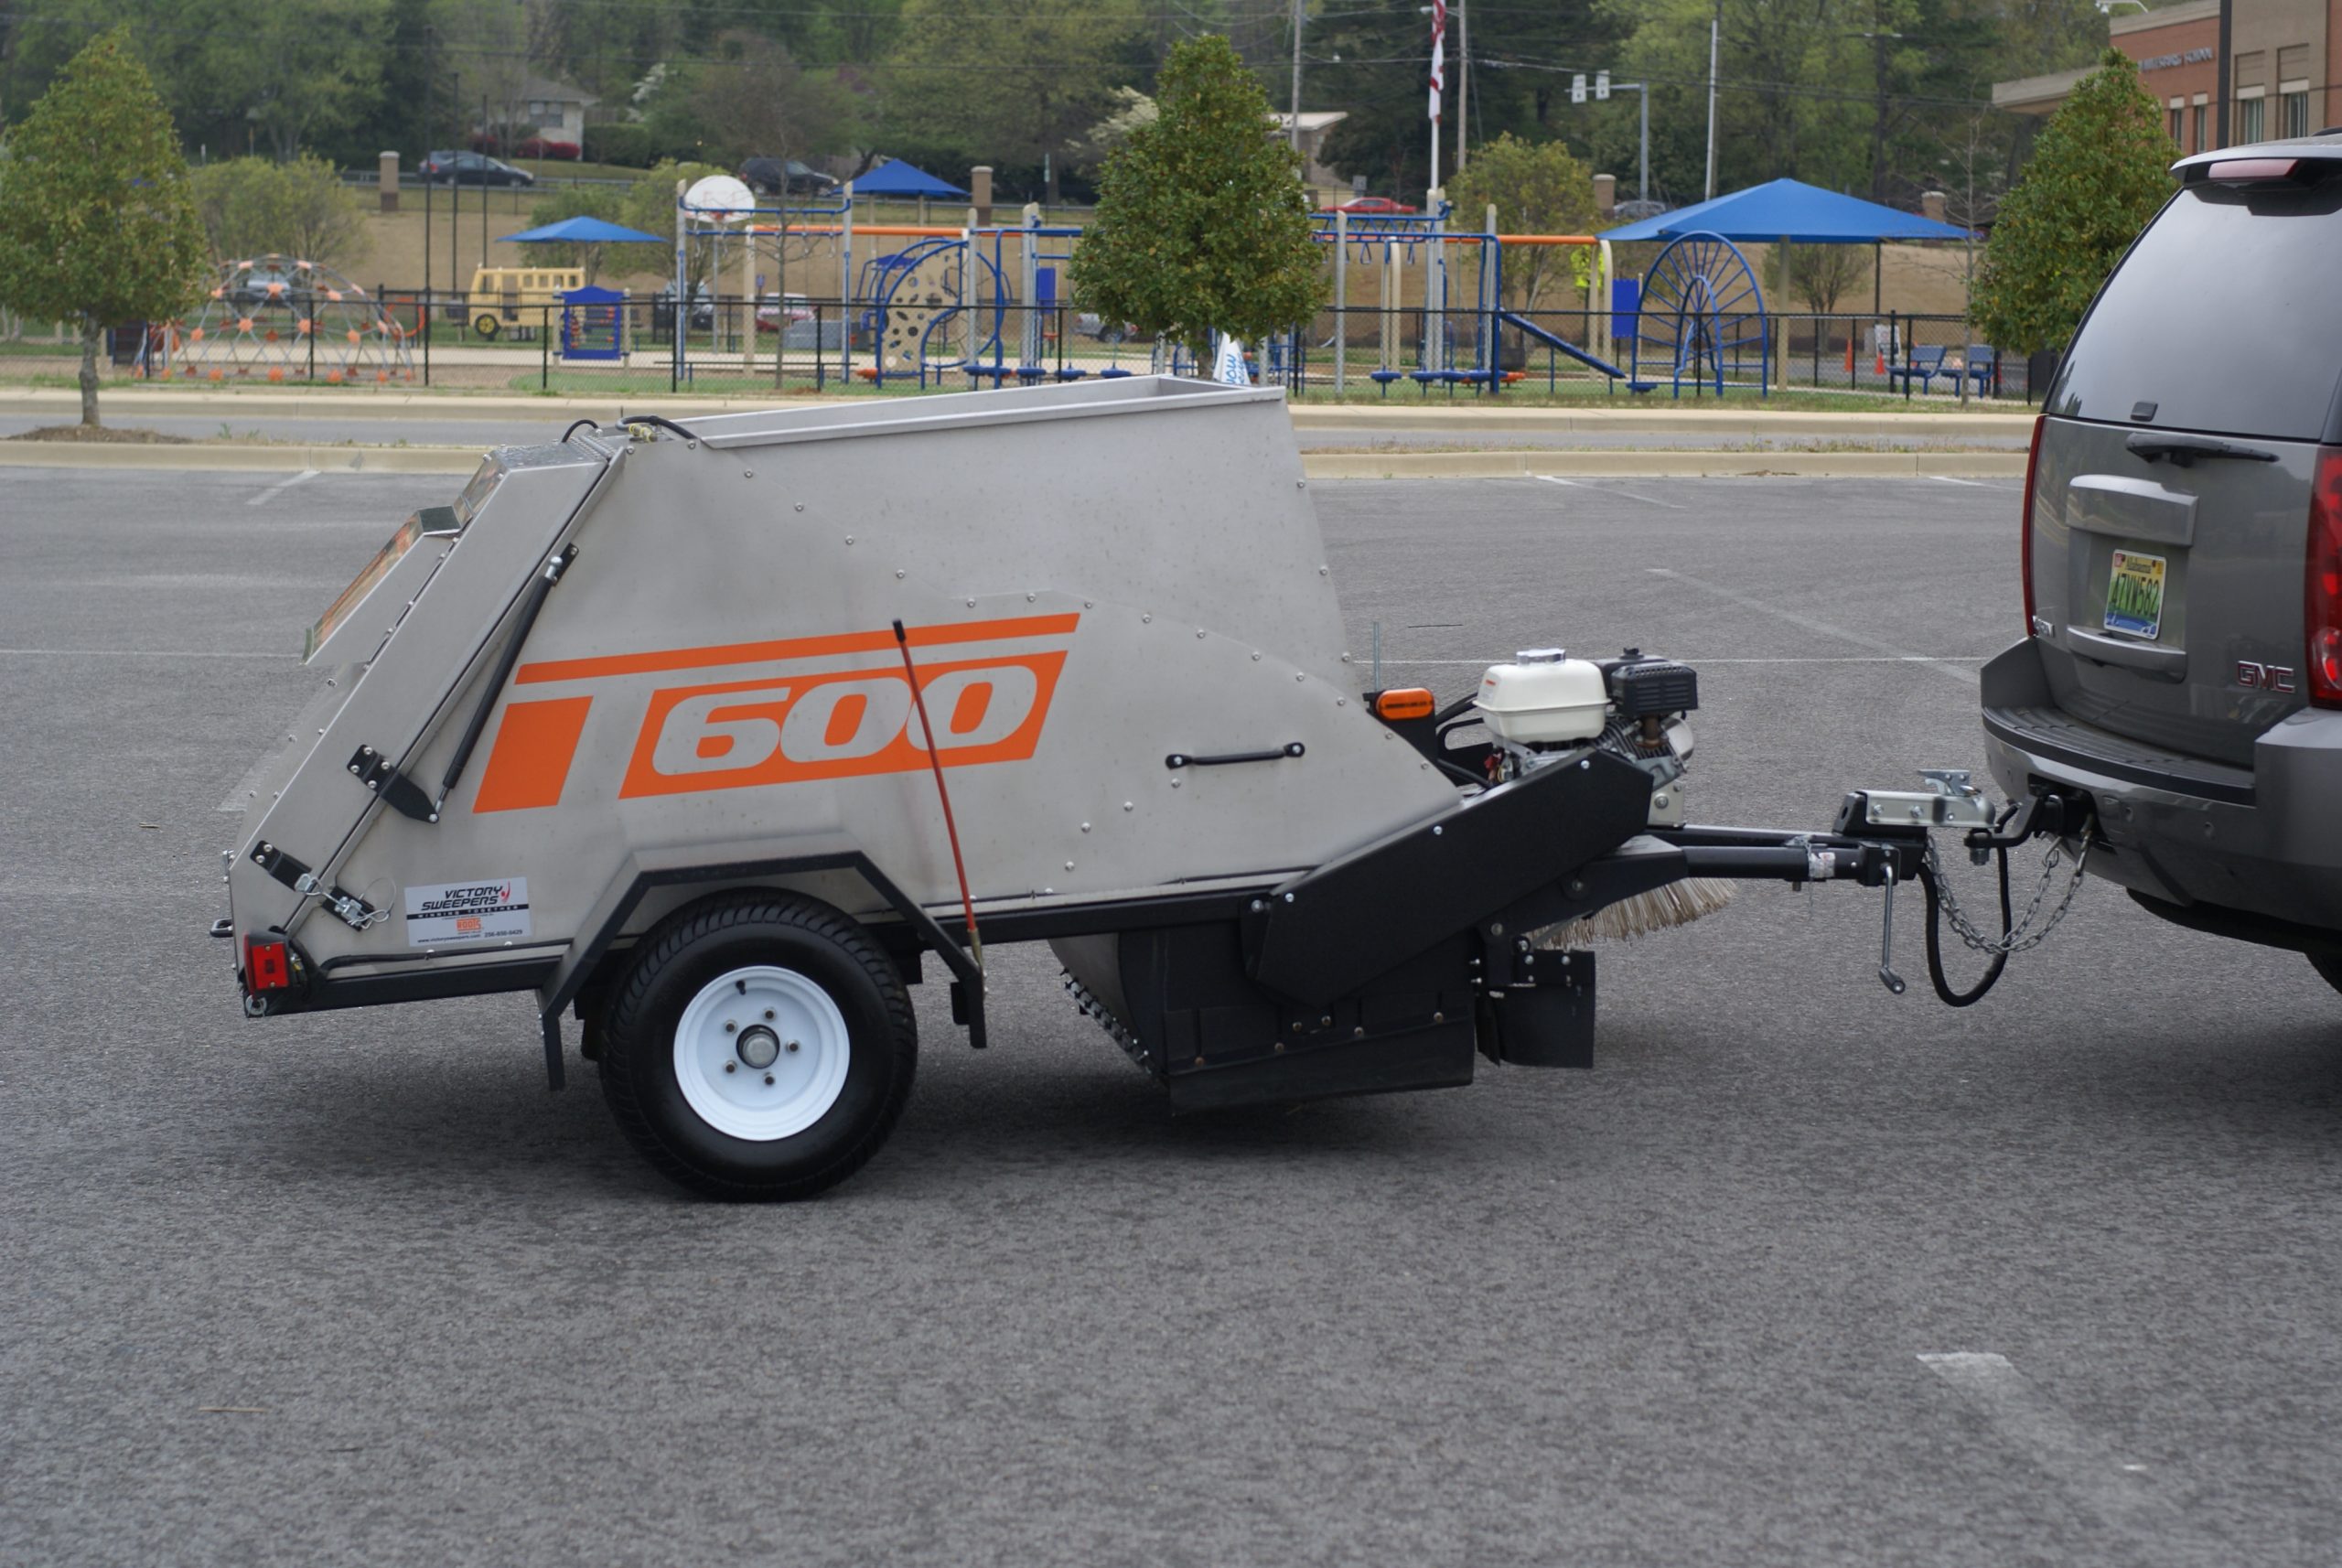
[1993,0,2339,153]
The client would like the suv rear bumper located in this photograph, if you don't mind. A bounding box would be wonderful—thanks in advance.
[1980,639,2342,931]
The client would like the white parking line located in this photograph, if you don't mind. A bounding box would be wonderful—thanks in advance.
[1533,474,1685,509]
[0,647,291,660]
[247,469,318,507]
[1646,566,1981,685]
[1918,1353,2217,1563]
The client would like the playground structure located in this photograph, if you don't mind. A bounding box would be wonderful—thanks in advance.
[1625,231,1771,397]
[661,185,1779,399]
[167,257,414,384]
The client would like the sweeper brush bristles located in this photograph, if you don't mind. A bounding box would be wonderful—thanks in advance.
[1533,877,1737,948]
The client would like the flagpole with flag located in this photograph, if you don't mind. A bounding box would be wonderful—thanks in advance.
[1427,0,1446,199]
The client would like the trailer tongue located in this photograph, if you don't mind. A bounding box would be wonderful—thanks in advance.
[214,376,2082,1198]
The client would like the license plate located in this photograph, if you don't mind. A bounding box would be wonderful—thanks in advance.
[2104,549,2166,639]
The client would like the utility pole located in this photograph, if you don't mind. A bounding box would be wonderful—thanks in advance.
[2215,0,2231,147]
[422,24,433,320]
[1456,0,1469,174]
[1289,0,1304,152]
[1704,0,1721,200]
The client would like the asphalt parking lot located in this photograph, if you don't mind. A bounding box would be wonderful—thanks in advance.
[5,467,2339,1568]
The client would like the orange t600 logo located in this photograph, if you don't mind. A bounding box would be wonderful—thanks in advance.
[471,614,1076,811]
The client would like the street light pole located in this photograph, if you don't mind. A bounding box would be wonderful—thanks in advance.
[1597,77,1650,207]
[1704,2,1720,199]
[1638,81,1649,203]
[1456,0,1470,175]
[1289,0,1304,152]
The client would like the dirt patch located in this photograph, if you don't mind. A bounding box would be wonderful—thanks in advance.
[5,424,195,444]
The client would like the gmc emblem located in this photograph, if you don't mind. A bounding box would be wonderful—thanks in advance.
[2236,660,2297,693]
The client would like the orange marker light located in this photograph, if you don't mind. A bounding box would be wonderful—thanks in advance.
[1373,687,1435,721]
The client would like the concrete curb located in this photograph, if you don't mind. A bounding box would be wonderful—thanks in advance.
[1285,404,2033,436]
[0,442,489,474]
[0,439,2029,481]
[1305,448,2027,478]
[0,387,2036,436]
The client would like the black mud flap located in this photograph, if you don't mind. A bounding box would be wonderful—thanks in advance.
[1476,949,1595,1069]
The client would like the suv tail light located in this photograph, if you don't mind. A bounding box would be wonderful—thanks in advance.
[2309,448,2342,706]
[2022,415,2045,634]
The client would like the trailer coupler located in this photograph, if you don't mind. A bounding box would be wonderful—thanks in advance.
[1610,770,2095,1008]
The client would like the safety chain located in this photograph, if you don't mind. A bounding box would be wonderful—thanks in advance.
[1923,811,2094,958]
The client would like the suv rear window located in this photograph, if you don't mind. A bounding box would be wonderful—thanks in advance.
[2048,167,2342,442]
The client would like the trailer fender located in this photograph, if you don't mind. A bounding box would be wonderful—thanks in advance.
[537,832,983,1090]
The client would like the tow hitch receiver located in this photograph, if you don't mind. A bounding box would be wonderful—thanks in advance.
[1820,771,2096,1005]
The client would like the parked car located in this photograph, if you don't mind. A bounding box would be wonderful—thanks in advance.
[421,150,536,187]
[737,157,840,198]
[755,293,816,332]
[1326,196,1418,215]
[1982,134,2342,993]
[652,280,716,333]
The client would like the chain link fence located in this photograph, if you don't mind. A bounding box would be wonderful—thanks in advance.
[67,285,2051,403]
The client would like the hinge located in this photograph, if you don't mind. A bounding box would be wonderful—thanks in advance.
[348,746,439,823]
[248,839,313,892]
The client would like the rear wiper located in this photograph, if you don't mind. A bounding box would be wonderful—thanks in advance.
[2125,432,2279,467]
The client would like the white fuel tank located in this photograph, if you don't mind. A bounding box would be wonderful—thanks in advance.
[1474,650,1609,744]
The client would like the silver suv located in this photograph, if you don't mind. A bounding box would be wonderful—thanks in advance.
[1983,135,2342,992]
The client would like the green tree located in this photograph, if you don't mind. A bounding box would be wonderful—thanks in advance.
[521,184,628,285]
[190,156,370,272]
[1071,35,1326,361]
[619,160,726,287]
[1446,134,1600,309]
[883,0,1142,203]
[1786,242,1868,313]
[1971,48,2172,354]
[0,28,207,427]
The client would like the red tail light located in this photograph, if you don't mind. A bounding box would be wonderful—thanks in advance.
[2309,448,2342,707]
[2022,415,2045,634]
[244,935,292,993]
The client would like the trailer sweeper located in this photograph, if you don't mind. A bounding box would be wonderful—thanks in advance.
[213,377,2090,1198]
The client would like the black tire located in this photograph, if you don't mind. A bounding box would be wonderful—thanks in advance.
[472,313,501,340]
[2310,951,2342,996]
[598,892,917,1200]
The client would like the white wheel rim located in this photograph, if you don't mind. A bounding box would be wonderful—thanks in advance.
[672,965,851,1142]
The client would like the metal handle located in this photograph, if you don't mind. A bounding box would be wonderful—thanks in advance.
[1166,742,1305,770]
[1878,876,1907,995]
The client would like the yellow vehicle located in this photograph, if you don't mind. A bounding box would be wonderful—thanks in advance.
[465,265,585,339]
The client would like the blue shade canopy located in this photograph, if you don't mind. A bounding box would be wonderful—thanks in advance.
[499,216,668,244]
[849,159,967,199]
[1602,178,1970,244]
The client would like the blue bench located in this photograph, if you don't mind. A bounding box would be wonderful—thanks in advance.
[1890,344,1952,392]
